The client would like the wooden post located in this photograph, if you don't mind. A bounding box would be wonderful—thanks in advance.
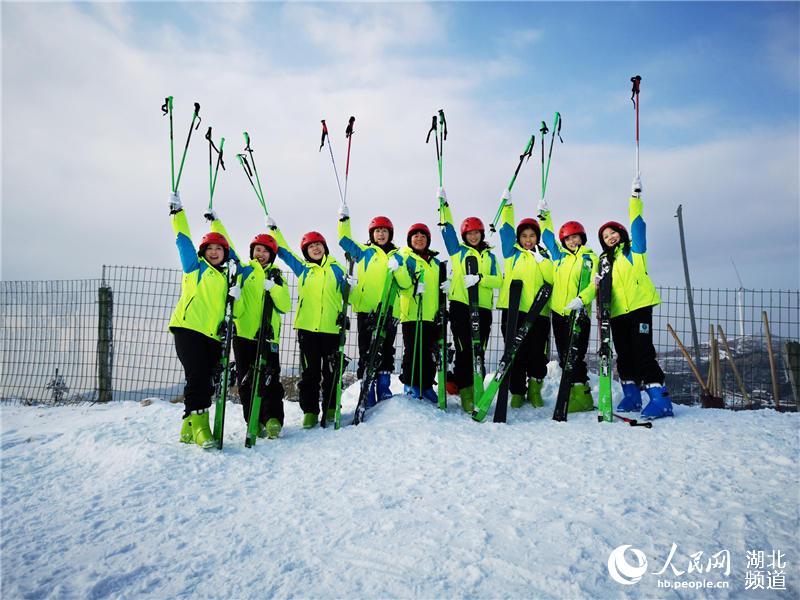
[97,278,113,403]
[717,324,750,409]
[762,311,781,410]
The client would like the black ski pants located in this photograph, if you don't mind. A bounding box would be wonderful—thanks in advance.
[449,300,492,390]
[610,305,665,385]
[551,311,590,384]
[172,327,222,418]
[297,330,340,415]
[356,311,397,378]
[501,310,551,395]
[232,336,285,426]
[400,321,437,390]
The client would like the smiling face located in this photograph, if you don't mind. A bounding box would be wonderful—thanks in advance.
[252,244,272,267]
[518,228,538,250]
[563,233,583,251]
[410,232,428,252]
[464,230,482,248]
[372,227,390,246]
[306,241,326,260]
[203,243,225,266]
[602,227,621,248]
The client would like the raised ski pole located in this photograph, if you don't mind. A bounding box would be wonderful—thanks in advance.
[174,102,201,193]
[542,111,562,201]
[489,132,534,234]
[539,120,548,201]
[205,127,226,211]
[161,96,176,191]
[631,75,642,175]
[320,119,345,205]
[343,116,355,204]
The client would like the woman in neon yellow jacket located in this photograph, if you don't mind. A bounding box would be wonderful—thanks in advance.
[598,176,672,419]
[167,192,239,449]
[497,191,554,409]
[337,207,402,405]
[539,204,598,413]
[208,213,291,440]
[267,215,354,429]
[393,223,444,403]
[438,191,502,413]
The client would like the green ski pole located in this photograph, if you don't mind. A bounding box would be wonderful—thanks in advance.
[489,132,534,234]
[541,112,562,202]
[161,96,175,192]
[205,126,225,211]
[174,101,201,193]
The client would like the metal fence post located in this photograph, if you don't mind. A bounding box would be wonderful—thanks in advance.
[97,268,113,402]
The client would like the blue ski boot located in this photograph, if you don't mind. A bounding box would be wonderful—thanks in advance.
[377,372,393,402]
[642,385,674,419]
[616,381,642,412]
[365,380,377,408]
[403,384,422,398]
[421,387,438,403]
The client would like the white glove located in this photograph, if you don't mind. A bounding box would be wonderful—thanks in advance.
[416,281,425,295]
[537,198,549,214]
[502,188,512,205]
[228,284,241,301]
[566,297,584,312]
[338,202,349,220]
[266,215,277,230]
[387,255,401,272]
[631,174,642,197]
[203,209,218,222]
[440,279,451,294]
[169,191,182,213]
[437,186,447,203]
[264,279,276,292]
[346,273,358,287]
[463,274,481,288]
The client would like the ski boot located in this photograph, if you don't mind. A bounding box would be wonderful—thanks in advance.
[266,418,282,439]
[617,381,642,412]
[641,385,674,419]
[365,379,378,409]
[567,383,594,413]
[459,386,474,413]
[421,388,438,404]
[527,378,544,408]
[303,413,318,429]
[510,393,525,409]
[188,409,215,449]
[179,415,193,443]
[377,372,393,402]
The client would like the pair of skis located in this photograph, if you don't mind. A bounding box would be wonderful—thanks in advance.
[352,269,400,425]
[472,281,553,422]
[244,277,277,448]
[212,260,238,449]
[321,256,355,430]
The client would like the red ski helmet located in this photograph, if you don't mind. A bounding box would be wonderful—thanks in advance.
[598,221,629,251]
[516,217,541,243]
[368,216,394,242]
[198,232,230,262]
[407,223,431,249]
[460,217,485,236]
[559,221,587,246]
[300,231,329,259]
[249,233,278,260]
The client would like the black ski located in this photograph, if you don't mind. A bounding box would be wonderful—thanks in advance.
[244,274,276,448]
[464,256,485,397]
[493,280,522,423]
[212,259,238,449]
[597,254,613,423]
[436,260,449,410]
[321,255,354,430]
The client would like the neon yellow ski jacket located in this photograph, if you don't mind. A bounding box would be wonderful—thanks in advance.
[272,226,347,334]
[439,203,502,310]
[211,220,291,343]
[168,209,236,341]
[394,247,441,323]
[337,217,401,315]
[496,203,554,314]
[606,196,661,318]
[539,209,598,317]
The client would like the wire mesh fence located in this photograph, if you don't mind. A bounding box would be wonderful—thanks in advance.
[2,265,798,409]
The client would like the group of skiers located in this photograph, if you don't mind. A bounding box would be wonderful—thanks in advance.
[167,175,674,449]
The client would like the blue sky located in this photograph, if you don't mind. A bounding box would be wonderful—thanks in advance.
[2,1,799,289]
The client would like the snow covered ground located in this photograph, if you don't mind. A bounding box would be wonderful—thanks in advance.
[2,365,798,599]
